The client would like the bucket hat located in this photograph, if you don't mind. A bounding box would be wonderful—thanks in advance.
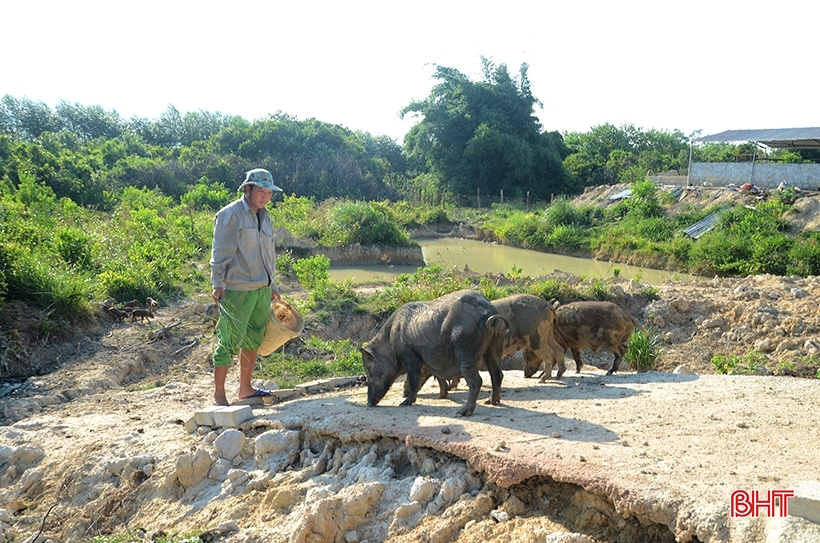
[238,168,282,192]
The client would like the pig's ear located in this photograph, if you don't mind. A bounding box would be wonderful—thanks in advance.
[361,346,374,357]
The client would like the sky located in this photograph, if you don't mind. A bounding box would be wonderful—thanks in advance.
[4,0,819,143]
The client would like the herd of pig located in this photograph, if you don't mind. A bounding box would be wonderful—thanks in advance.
[361,290,640,416]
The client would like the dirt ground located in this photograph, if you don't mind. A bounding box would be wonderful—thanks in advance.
[2,186,820,543]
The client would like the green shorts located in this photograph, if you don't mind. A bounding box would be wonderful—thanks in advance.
[212,287,272,367]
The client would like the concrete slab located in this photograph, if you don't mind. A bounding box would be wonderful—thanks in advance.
[295,377,359,394]
[790,480,820,524]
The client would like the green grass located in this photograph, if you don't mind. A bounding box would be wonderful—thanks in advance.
[711,350,768,375]
[256,337,363,389]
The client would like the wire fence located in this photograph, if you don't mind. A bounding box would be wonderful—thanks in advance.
[407,188,558,211]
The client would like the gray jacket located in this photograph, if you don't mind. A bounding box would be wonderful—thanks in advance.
[210,196,277,292]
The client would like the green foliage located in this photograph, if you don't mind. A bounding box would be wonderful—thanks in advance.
[787,232,820,276]
[545,224,587,251]
[257,337,363,389]
[368,266,472,316]
[54,227,96,270]
[689,202,792,276]
[529,278,579,305]
[624,328,661,372]
[639,285,660,300]
[0,243,92,325]
[711,350,768,375]
[292,255,331,297]
[580,278,613,301]
[323,200,411,247]
[180,180,231,211]
[541,196,587,228]
[563,123,689,188]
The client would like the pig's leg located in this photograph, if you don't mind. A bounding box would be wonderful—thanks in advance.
[606,344,627,375]
[456,360,482,417]
[399,353,425,406]
[404,364,436,397]
[571,348,584,374]
[483,345,504,407]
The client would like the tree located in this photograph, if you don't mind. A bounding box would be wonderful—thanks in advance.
[401,58,572,200]
[563,124,689,187]
[55,101,125,142]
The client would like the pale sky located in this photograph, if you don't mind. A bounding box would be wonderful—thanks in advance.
[4,0,818,142]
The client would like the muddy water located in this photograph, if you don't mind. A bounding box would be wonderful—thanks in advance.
[329,237,698,285]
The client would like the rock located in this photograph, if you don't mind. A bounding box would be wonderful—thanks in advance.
[755,338,777,353]
[490,510,510,522]
[791,288,810,299]
[214,429,246,461]
[255,429,299,455]
[254,429,300,473]
[673,365,695,375]
[409,476,437,503]
[394,501,422,518]
[175,448,212,488]
[208,458,232,481]
[776,338,800,352]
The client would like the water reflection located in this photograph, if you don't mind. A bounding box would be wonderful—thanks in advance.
[328,237,699,285]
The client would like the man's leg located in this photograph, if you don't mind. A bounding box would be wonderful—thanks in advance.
[213,365,230,406]
[237,348,259,399]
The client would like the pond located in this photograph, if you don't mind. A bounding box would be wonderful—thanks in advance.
[328,237,698,285]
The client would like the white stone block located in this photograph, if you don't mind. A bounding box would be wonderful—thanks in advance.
[213,405,253,428]
[194,405,225,426]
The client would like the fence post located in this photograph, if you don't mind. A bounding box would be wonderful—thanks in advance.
[500,189,504,205]
[477,188,481,209]
[526,191,530,211]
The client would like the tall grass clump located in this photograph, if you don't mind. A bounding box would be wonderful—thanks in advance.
[624,328,661,372]
[787,232,820,276]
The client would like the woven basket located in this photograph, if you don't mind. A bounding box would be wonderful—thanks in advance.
[257,299,304,356]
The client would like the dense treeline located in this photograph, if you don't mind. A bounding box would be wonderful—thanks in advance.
[0,96,405,207]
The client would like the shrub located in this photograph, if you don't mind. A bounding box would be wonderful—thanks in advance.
[711,350,767,375]
[55,227,96,270]
[292,255,331,295]
[324,200,411,247]
[624,329,661,372]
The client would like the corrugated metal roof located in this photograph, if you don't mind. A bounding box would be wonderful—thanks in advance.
[683,206,730,240]
[695,128,820,149]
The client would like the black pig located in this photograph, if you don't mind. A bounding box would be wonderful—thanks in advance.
[361,290,508,417]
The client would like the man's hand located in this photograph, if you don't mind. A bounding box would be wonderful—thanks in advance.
[213,287,225,304]
[272,290,281,301]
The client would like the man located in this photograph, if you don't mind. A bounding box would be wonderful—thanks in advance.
[210,168,283,406]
